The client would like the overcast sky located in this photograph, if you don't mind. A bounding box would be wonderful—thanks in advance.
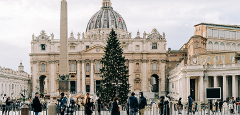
[0,0,240,73]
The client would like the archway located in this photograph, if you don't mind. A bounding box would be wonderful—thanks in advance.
[39,75,46,94]
[150,74,159,92]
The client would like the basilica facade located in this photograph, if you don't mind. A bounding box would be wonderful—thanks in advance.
[30,0,167,97]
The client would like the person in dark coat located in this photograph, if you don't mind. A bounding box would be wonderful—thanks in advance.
[108,101,112,113]
[218,100,223,112]
[84,93,94,115]
[215,101,218,112]
[187,95,193,114]
[178,97,182,114]
[58,92,67,115]
[111,97,120,115]
[97,97,101,115]
[158,96,164,115]
[32,92,42,115]
[163,96,170,115]
[65,97,77,115]
[125,102,129,115]
[138,92,147,115]
[127,92,138,115]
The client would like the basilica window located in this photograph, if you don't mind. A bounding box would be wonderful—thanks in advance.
[215,56,219,61]
[41,63,45,72]
[70,46,75,51]
[225,31,230,38]
[220,42,225,50]
[238,44,240,51]
[230,55,233,60]
[219,30,224,38]
[71,63,75,72]
[226,43,231,51]
[86,63,90,72]
[152,43,157,49]
[207,29,213,37]
[195,43,198,47]
[221,55,225,60]
[232,43,236,51]
[136,63,140,70]
[208,41,213,50]
[136,45,140,50]
[86,45,89,49]
[152,62,157,71]
[230,31,236,39]
[237,32,240,39]
[213,29,219,38]
[214,42,219,50]
[41,44,46,50]
[96,63,101,71]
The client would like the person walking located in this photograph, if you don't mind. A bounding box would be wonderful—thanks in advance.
[218,100,223,112]
[125,102,129,115]
[108,101,112,113]
[178,97,182,114]
[84,93,93,115]
[32,92,42,115]
[229,97,235,114]
[65,96,77,115]
[215,101,218,112]
[111,97,120,115]
[138,92,147,115]
[97,97,101,115]
[157,96,164,115]
[5,97,12,115]
[128,92,138,115]
[187,95,193,114]
[59,92,67,115]
[1,94,7,115]
[163,96,170,115]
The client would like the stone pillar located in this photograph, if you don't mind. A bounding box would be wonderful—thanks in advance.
[82,60,86,94]
[49,60,55,95]
[48,102,57,115]
[187,77,190,96]
[199,76,204,102]
[129,60,134,92]
[223,75,226,100]
[160,60,166,95]
[77,60,81,93]
[232,75,236,99]
[32,61,38,93]
[214,76,218,87]
[226,76,229,98]
[90,60,94,95]
[142,59,148,92]
[21,105,29,115]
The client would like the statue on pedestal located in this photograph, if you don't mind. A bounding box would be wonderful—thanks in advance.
[149,84,153,92]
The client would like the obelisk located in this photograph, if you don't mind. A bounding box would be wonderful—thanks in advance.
[58,0,69,93]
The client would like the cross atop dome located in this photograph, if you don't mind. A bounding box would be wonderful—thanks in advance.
[102,0,112,8]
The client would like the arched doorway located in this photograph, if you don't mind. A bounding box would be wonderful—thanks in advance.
[150,74,159,92]
[39,75,46,94]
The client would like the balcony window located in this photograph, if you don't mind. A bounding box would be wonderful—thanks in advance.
[41,44,46,50]
[152,62,157,71]
[71,63,75,71]
[41,63,45,72]
[96,63,101,71]
[86,63,90,72]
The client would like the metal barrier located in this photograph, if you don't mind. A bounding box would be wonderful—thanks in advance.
[0,102,240,115]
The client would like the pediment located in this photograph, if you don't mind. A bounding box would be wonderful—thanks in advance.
[81,44,105,53]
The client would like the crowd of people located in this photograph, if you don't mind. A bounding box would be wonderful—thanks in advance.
[1,92,239,115]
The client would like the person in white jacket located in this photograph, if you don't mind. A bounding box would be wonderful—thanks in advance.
[223,101,228,114]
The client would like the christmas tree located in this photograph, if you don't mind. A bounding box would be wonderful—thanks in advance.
[97,29,130,104]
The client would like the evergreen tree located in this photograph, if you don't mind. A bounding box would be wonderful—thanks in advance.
[97,29,130,104]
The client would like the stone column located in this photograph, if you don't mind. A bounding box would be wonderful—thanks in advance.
[223,75,226,100]
[232,75,236,99]
[90,60,94,95]
[214,76,218,87]
[142,59,148,92]
[49,61,55,95]
[129,60,134,92]
[32,61,38,93]
[199,76,204,102]
[187,76,190,96]
[82,60,86,94]
[160,60,166,95]
[77,60,81,93]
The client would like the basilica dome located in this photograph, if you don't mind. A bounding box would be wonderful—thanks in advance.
[86,0,127,32]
